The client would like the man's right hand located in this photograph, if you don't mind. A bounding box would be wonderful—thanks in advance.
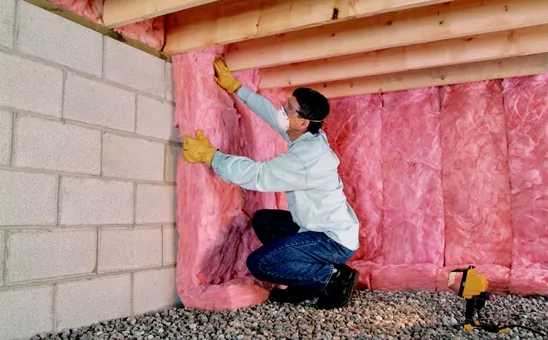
[213,58,241,94]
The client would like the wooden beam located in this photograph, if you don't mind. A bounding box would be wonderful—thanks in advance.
[103,0,220,28]
[225,0,548,71]
[164,0,451,55]
[22,0,170,62]
[300,53,548,99]
[259,25,548,89]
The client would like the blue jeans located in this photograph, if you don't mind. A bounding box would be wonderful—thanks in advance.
[246,209,355,292]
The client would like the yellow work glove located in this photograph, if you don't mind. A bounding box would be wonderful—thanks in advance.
[182,130,218,167]
[213,58,241,94]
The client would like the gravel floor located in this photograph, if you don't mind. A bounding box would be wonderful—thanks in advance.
[34,290,547,340]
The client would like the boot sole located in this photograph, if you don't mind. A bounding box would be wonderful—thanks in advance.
[317,269,359,310]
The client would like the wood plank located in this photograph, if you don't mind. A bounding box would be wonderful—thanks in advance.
[164,0,450,54]
[299,53,548,99]
[103,0,219,28]
[225,0,548,71]
[259,25,548,89]
[22,0,170,62]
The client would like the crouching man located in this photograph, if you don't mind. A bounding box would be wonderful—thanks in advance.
[181,58,360,310]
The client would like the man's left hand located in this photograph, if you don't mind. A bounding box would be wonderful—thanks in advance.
[182,130,218,167]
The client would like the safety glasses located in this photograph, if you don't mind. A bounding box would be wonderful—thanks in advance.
[283,100,324,123]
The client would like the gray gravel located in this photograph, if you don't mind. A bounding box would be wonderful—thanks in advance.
[33,290,547,340]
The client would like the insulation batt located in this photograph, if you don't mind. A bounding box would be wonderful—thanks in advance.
[49,0,103,22]
[439,81,513,267]
[381,88,444,267]
[173,47,273,310]
[323,95,384,289]
[48,0,165,49]
[172,48,294,310]
[372,264,439,291]
[503,74,548,295]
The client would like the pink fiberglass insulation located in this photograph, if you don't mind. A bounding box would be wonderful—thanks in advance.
[439,80,513,267]
[510,266,548,296]
[503,74,548,295]
[48,0,165,50]
[172,47,270,310]
[503,74,548,268]
[372,264,438,291]
[381,88,444,266]
[114,18,165,50]
[171,49,548,303]
[323,95,384,289]
[49,0,103,22]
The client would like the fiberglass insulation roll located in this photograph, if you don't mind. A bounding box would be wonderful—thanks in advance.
[172,47,275,310]
[380,88,444,267]
[503,74,548,296]
[439,80,513,267]
[366,88,445,291]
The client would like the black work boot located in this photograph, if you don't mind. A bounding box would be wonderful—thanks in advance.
[269,286,318,304]
[317,264,359,310]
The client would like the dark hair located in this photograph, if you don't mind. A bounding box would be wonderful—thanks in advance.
[293,87,330,134]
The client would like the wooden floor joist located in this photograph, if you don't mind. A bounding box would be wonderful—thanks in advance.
[163,0,451,55]
[103,0,220,28]
[300,53,548,99]
[225,0,548,71]
[259,24,548,89]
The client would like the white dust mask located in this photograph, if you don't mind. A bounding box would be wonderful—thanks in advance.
[276,106,290,131]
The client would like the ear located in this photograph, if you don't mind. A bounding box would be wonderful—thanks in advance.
[298,119,310,132]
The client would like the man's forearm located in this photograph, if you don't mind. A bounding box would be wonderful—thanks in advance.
[211,150,308,192]
[235,86,290,142]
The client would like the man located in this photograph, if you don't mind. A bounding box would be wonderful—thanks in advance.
[181,58,360,310]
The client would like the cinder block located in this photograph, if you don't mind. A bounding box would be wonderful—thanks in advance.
[135,184,176,224]
[16,2,102,76]
[56,274,131,330]
[104,38,165,97]
[0,0,15,48]
[0,286,53,339]
[59,177,133,225]
[0,110,12,165]
[165,63,174,101]
[64,73,135,131]
[6,229,96,283]
[163,226,177,265]
[102,133,165,181]
[13,115,101,174]
[136,95,177,141]
[133,267,176,315]
[0,230,4,286]
[0,51,63,117]
[98,227,162,272]
[164,144,180,183]
[0,170,57,225]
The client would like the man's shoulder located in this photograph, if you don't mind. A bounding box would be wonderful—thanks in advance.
[290,132,327,151]
[290,132,339,165]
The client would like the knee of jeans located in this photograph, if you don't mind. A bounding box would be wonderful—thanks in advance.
[251,210,267,228]
[246,250,267,279]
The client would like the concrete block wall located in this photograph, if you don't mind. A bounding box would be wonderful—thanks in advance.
[0,2,180,339]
